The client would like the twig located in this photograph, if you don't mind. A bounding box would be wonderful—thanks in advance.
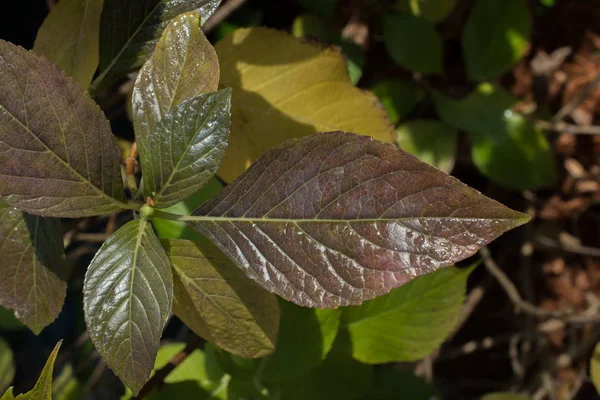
[134,336,203,399]
[535,235,600,258]
[125,142,139,197]
[480,247,573,319]
[535,119,600,135]
[552,73,600,123]
[202,0,248,33]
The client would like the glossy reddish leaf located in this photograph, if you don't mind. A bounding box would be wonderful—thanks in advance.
[188,132,530,308]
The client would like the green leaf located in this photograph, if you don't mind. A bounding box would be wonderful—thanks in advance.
[163,239,280,358]
[462,0,531,80]
[0,339,14,394]
[53,364,83,400]
[371,80,425,124]
[361,369,440,400]
[481,394,531,400]
[591,341,600,394]
[132,11,220,157]
[152,178,224,241]
[291,14,337,43]
[262,301,340,383]
[384,14,443,74]
[396,120,458,173]
[341,266,475,363]
[0,201,67,334]
[215,27,395,182]
[395,0,458,23]
[0,308,23,331]
[33,0,104,88]
[121,343,229,400]
[297,0,338,17]
[277,332,373,400]
[140,89,231,208]
[97,0,221,86]
[0,41,127,217]
[83,219,173,395]
[1,341,62,400]
[433,84,556,189]
[188,132,529,308]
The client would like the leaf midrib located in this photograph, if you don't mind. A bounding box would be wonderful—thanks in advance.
[188,216,525,224]
[0,104,125,208]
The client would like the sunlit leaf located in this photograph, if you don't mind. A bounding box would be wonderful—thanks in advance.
[83,219,173,395]
[188,132,529,308]
[361,369,440,400]
[396,120,457,173]
[33,0,104,88]
[591,341,600,394]
[384,14,442,74]
[462,0,531,80]
[153,179,224,241]
[371,80,425,124]
[262,301,340,383]
[433,84,556,189]
[133,11,220,149]
[215,27,395,182]
[163,239,279,358]
[1,341,62,400]
[97,0,221,85]
[0,339,14,394]
[0,41,127,217]
[140,89,231,208]
[482,394,531,400]
[0,201,67,334]
[277,332,372,400]
[341,265,475,363]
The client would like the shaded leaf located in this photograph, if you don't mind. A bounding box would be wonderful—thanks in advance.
[98,0,222,84]
[262,300,340,383]
[371,80,425,124]
[152,178,224,241]
[0,308,23,331]
[298,0,338,16]
[140,90,231,208]
[462,0,531,80]
[188,132,529,308]
[341,265,475,363]
[384,14,442,74]
[215,27,395,182]
[396,120,457,173]
[361,369,440,400]
[591,341,600,394]
[1,341,62,400]
[433,84,556,189]
[33,0,104,88]
[0,201,67,334]
[395,0,458,23]
[83,219,173,395]
[482,394,531,400]
[53,364,83,400]
[163,239,279,358]
[0,41,126,217]
[277,332,372,400]
[0,339,14,394]
[133,11,220,151]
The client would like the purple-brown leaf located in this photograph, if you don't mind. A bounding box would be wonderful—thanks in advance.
[188,132,529,308]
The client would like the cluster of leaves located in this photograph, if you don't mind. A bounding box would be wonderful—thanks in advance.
[0,0,531,398]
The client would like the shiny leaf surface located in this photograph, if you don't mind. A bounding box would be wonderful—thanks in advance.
[214,27,395,182]
[0,41,126,217]
[33,0,104,88]
[83,219,173,395]
[433,84,556,189]
[140,89,231,208]
[0,201,67,334]
[462,0,531,80]
[188,132,529,308]
[98,0,222,82]
[133,11,220,147]
[163,239,279,358]
[341,266,474,363]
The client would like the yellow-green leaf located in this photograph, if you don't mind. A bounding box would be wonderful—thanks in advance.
[1,341,61,400]
[33,0,104,88]
[214,27,395,182]
[0,339,14,394]
[0,201,67,334]
[163,239,279,358]
[133,11,220,145]
[591,341,600,394]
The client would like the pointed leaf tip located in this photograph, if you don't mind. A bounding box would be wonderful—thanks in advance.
[189,131,529,308]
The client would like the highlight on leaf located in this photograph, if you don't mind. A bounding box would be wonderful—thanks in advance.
[187,131,530,308]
